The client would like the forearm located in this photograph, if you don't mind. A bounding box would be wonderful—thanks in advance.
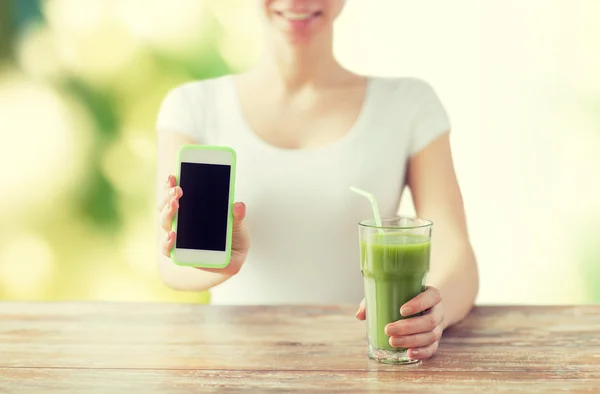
[157,253,232,292]
[427,242,479,329]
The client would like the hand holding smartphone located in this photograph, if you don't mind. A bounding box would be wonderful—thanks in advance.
[168,145,238,268]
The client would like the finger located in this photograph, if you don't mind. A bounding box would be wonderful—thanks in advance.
[385,303,444,336]
[165,175,175,189]
[157,186,182,212]
[355,298,366,320]
[231,202,250,251]
[233,201,246,222]
[157,175,177,211]
[160,198,179,232]
[409,340,439,360]
[389,323,443,348]
[161,231,176,257]
[400,286,442,317]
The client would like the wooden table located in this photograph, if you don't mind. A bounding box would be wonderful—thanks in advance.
[0,303,599,393]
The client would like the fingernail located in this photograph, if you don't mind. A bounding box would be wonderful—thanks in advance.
[169,188,175,197]
[411,350,419,357]
[401,307,413,316]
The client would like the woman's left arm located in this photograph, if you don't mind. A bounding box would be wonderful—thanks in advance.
[356,132,478,360]
[406,132,478,329]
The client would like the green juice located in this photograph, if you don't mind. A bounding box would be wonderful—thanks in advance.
[361,233,431,353]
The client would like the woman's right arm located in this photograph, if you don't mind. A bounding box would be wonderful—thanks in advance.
[156,131,250,291]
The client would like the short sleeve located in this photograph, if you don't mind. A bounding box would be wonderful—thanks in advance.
[156,85,200,141]
[408,80,451,156]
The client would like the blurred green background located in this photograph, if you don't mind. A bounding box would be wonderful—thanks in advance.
[0,0,263,303]
[0,0,598,304]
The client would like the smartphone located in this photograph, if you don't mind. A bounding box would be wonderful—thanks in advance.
[171,145,237,268]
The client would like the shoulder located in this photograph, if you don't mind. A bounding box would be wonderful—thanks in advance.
[369,76,440,100]
[161,75,232,107]
[369,76,448,124]
[363,76,450,153]
[156,75,231,135]
[157,75,232,129]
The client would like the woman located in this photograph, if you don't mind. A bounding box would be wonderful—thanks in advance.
[156,0,478,361]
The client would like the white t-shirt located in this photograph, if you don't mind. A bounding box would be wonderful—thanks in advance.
[156,75,450,305]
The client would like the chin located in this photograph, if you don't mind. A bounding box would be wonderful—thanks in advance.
[262,0,344,46]
[283,31,318,46]
[272,13,327,45]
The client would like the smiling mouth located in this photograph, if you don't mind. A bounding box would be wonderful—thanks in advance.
[275,10,322,21]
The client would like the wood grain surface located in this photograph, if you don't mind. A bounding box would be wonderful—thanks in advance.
[1,303,599,393]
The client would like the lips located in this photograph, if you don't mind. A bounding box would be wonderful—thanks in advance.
[274,10,322,23]
[279,11,318,20]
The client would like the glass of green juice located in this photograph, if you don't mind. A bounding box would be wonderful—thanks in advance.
[359,217,432,364]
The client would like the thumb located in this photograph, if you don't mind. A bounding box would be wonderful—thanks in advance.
[231,202,250,251]
[356,298,366,320]
[233,202,246,223]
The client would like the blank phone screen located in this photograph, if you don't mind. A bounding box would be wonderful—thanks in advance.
[175,162,231,251]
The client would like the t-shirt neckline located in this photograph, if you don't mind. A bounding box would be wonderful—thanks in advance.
[225,75,377,155]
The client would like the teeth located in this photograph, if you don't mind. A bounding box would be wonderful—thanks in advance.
[281,11,313,21]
